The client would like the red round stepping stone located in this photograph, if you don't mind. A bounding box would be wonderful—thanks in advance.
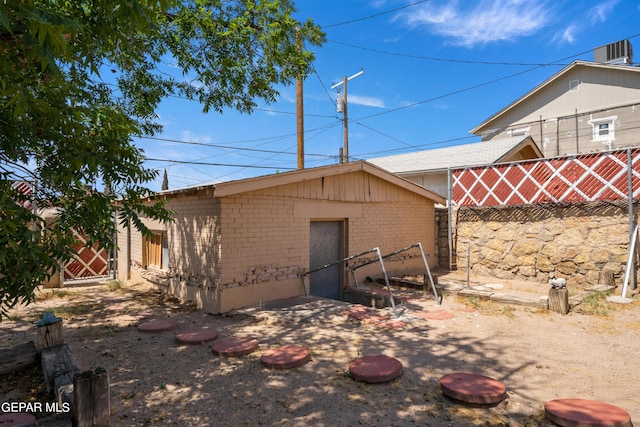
[545,398,632,427]
[260,345,310,370]
[175,328,219,345]
[349,354,403,383]
[0,412,37,426]
[424,310,455,320]
[211,336,258,357]
[137,318,178,332]
[440,372,507,404]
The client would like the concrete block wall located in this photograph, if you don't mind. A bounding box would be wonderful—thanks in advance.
[119,191,224,311]
[119,169,442,313]
[166,191,221,284]
[349,198,437,280]
[220,194,307,287]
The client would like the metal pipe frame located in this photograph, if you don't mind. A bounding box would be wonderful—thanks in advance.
[347,242,441,305]
[300,246,400,318]
[300,247,383,298]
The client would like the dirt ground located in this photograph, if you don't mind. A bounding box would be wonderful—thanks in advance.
[1,278,639,426]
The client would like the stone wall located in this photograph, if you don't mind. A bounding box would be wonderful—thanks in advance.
[454,201,636,287]
[435,207,450,269]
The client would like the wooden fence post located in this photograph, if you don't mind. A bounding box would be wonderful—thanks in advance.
[549,288,569,314]
[73,368,110,427]
[36,311,64,351]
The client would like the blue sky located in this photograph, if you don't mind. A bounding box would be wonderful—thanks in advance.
[140,0,640,191]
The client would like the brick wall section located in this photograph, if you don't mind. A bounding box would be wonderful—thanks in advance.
[455,201,636,288]
[217,171,438,289]
[348,199,436,277]
[166,191,221,288]
[121,191,222,291]
[219,194,307,287]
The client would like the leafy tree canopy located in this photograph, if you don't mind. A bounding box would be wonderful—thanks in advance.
[0,0,324,317]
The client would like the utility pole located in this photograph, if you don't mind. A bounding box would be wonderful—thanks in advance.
[331,69,364,163]
[296,27,304,169]
[296,73,304,169]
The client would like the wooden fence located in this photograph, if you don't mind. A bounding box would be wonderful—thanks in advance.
[11,180,114,283]
[63,228,113,282]
[452,148,640,207]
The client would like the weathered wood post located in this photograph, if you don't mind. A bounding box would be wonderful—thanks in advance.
[548,278,569,314]
[36,311,64,351]
[37,311,78,416]
[73,368,110,427]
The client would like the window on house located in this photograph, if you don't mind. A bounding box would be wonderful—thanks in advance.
[597,123,609,137]
[588,116,616,142]
[144,231,168,269]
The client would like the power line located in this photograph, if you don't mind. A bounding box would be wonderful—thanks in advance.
[312,66,337,107]
[140,136,337,158]
[352,135,477,158]
[145,158,297,170]
[327,39,574,66]
[253,107,335,118]
[321,0,430,29]
[351,51,597,124]
[354,122,416,149]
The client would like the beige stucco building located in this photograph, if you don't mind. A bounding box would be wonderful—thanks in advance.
[368,136,542,198]
[471,59,640,157]
[117,161,445,313]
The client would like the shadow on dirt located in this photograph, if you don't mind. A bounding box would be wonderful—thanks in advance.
[2,283,553,426]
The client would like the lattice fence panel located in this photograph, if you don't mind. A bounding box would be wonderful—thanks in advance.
[10,181,34,210]
[453,149,640,207]
[63,229,111,281]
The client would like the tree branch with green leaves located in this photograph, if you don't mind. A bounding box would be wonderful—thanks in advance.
[0,0,324,317]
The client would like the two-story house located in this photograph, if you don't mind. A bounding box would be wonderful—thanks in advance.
[471,40,640,157]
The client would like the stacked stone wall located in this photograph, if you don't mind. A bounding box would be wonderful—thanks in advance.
[454,201,636,287]
[435,208,449,269]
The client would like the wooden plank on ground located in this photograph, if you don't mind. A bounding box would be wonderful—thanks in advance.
[41,344,80,397]
[458,288,492,300]
[489,293,539,307]
[0,341,37,375]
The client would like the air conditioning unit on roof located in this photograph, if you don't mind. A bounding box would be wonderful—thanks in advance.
[594,39,633,65]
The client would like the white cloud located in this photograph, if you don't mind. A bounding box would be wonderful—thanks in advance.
[588,0,621,23]
[180,130,212,145]
[398,0,553,48]
[370,0,390,8]
[549,0,621,46]
[347,94,386,108]
[553,24,578,44]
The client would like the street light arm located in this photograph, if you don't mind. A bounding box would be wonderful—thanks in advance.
[346,69,364,81]
[330,68,364,89]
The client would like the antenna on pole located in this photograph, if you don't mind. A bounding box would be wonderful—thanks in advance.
[331,68,364,163]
